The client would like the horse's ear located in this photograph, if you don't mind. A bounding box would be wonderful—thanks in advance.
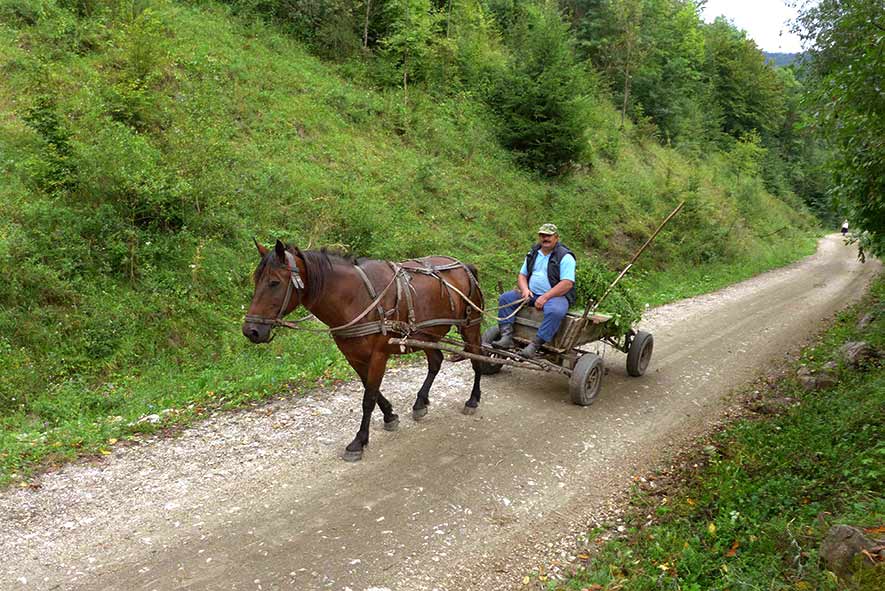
[254,238,269,257]
[292,245,304,260]
[274,239,287,261]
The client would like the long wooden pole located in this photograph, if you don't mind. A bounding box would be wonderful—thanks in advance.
[390,338,572,375]
[583,201,685,319]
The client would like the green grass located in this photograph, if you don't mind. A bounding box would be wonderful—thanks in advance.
[636,230,818,307]
[0,0,819,485]
[544,276,884,591]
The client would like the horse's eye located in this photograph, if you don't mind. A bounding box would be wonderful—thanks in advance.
[269,280,281,288]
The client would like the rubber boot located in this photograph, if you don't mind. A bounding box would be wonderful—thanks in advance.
[491,324,514,349]
[519,337,545,359]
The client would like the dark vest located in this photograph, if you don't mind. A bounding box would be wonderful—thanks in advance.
[525,243,577,305]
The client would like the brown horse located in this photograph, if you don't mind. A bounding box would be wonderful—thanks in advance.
[242,240,486,461]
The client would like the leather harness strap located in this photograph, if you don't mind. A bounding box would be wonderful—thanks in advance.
[245,253,484,339]
[331,257,483,339]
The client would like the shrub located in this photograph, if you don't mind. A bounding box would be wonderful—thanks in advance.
[574,259,642,335]
[74,122,191,232]
[21,93,77,195]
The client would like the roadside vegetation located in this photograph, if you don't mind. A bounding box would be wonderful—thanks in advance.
[795,0,884,258]
[0,0,829,485]
[543,276,884,591]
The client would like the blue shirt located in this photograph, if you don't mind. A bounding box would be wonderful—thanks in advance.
[519,251,576,295]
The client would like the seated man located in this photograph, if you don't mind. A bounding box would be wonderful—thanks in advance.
[492,223,576,358]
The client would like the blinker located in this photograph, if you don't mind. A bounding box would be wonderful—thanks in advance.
[284,252,305,290]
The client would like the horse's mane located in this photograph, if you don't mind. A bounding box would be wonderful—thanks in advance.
[253,246,367,305]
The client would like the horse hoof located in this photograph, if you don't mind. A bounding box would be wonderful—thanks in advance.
[342,449,363,462]
[383,417,399,431]
[412,407,428,421]
[462,404,477,416]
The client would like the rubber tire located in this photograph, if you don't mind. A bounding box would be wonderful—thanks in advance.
[626,330,654,377]
[569,353,603,406]
[479,325,504,375]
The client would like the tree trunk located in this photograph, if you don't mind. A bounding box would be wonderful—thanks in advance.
[403,53,409,110]
[363,0,371,49]
[621,42,632,128]
[621,68,630,128]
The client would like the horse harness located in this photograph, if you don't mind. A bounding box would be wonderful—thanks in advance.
[246,253,483,340]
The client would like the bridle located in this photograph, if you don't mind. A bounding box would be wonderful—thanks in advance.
[244,251,306,329]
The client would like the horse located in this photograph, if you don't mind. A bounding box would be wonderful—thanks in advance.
[242,239,486,461]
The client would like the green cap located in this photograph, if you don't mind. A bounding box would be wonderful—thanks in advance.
[537,223,558,235]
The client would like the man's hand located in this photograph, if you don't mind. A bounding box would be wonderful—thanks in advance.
[521,287,533,301]
[534,294,548,310]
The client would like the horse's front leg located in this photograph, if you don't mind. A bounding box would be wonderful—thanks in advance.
[413,348,443,420]
[344,352,389,462]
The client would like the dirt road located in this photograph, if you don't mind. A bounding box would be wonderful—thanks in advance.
[1,235,879,591]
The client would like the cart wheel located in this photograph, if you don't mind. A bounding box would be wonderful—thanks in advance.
[626,330,653,377]
[569,353,603,406]
[479,325,503,375]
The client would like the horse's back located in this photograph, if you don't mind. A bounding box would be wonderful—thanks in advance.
[403,256,482,299]
[353,255,483,311]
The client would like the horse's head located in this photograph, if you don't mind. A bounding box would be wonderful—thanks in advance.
[242,239,307,343]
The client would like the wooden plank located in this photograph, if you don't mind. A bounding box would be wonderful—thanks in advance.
[513,308,615,350]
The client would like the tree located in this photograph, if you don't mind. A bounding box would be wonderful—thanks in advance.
[796,0,885,255]
[702,17,786,143]
[569,0,717,147]
[493,1,592,175]
[382,0,440,107]
[630,0,712,145]
[611,0,644,128]
[568,0,643,127]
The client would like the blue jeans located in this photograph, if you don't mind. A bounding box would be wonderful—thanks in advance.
[497,289,569,343]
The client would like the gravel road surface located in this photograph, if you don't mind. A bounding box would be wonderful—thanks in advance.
[1,234,879,591]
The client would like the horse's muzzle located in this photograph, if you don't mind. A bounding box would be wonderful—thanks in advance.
[242,322,272,343]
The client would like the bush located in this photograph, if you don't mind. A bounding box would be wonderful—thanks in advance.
[574,260,642,335]
[74,122,191,232]
[21,93,77,195]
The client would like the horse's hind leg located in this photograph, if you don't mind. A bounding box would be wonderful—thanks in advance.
[355,367,398,432]
[377,393,399,431]
[460,323,483,415]
[412,348,443,420]
[344,352,388,462]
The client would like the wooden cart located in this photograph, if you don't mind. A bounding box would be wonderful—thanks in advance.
[393,307,652,406]
[477,307,653,406]
[393,203,681,407]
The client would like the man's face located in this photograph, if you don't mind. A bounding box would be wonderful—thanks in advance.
[539,233,559,249]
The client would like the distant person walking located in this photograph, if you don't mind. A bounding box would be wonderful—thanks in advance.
[841,219,849,235]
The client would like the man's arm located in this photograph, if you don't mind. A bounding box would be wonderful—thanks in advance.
[517,273,532,300]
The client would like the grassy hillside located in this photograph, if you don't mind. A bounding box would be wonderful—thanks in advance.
[0,0,816,483]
